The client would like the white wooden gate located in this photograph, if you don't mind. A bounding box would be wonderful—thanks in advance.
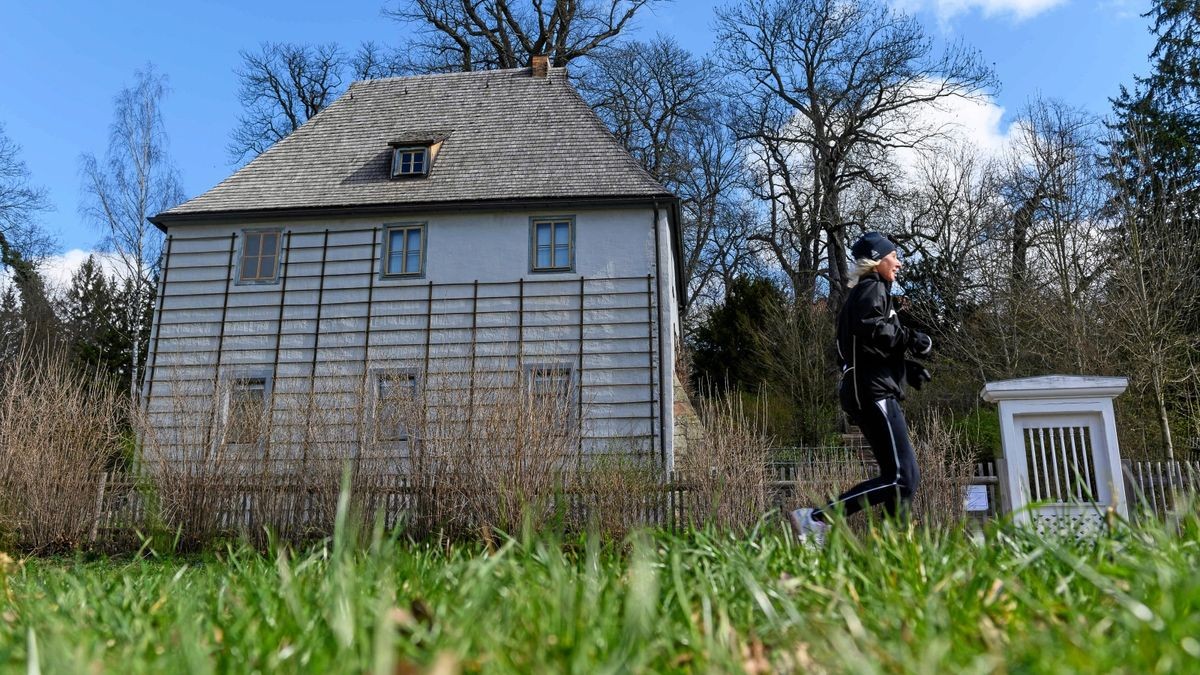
[981,376,1129,533]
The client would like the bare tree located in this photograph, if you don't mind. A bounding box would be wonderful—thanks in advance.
[0,124,58,352]
[732,91,820,301]
[887,142,1006,373]
[1002,100,1109,371]
[229,43,347,163]
[80,66,185,400]
[1104,126,1199,459]
[580,37,758,324]
[716,0,996,309]
[0,122,54,267]
[228,42,408,163]
[383,0,665,73]
[352,41,406,80]
[581,36,715,184]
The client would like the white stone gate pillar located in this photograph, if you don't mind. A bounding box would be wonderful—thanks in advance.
[980,376,1129,531]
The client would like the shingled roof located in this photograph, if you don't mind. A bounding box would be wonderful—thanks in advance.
[152,67,673,225]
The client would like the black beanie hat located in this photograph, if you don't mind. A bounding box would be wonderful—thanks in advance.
[850,232,897,262]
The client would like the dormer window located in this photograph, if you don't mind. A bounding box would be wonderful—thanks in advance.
[387,132,450,179]
[392,147,428,177]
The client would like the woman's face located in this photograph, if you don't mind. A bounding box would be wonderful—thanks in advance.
[876,250,902,282]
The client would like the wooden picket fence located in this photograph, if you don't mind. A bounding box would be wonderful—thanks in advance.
[83,455,1006,545]
[80,458,1200,546]
[1123,459,1200,520]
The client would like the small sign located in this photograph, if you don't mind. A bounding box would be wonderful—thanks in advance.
[964,485,990,512]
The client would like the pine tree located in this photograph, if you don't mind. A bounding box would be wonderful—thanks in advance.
[0,283,21,364]
[58,255,129,387]
[689,277,787,392]
[1109,0,1200,221]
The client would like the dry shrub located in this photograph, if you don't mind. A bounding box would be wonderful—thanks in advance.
[398,369,583,538]
[676,394,770,531]
[789,447,874,512]
[574,452,664,540]
[909,409,975,529]
[0,348,126,552]
[136,361,592,547]
[137,373,401,550]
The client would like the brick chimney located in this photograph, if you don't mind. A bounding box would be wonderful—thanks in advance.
[531,54,549,78]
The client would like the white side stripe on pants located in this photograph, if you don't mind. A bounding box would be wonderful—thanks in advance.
[820,399,903,510]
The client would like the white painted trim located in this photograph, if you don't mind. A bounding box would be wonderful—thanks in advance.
[980,375,1129,403]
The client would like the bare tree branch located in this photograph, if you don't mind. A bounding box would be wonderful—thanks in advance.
[716,0,996,309]
[383,0,666,73]
[80,66,184,400]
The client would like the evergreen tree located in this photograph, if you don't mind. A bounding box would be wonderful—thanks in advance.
[0,283,21,364]
[1106,0,1200,456]
[1108,0,1200,253]
[58,255,129,385]
[689,277,787,392]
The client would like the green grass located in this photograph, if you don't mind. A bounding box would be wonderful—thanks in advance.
[3,512,1200,674]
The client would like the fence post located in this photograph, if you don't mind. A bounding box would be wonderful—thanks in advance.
[90,471,108,545]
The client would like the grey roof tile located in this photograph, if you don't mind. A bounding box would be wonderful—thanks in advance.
[156,67,671,221]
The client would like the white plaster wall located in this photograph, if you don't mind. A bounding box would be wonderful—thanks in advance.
[145,205,676,463]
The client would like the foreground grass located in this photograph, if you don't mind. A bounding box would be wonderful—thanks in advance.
[2,513,1200,674]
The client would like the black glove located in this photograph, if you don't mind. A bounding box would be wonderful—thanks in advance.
[905,359,932,390]
[909,331,933,357]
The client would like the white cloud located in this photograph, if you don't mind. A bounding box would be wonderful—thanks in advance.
[893,0,1067,22]
[1,249,125,300]
[1101,0,1143,21]
[28,249,125,291]
[889,84,1020,181]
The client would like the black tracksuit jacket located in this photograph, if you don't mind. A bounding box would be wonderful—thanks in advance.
[836,272,916,408]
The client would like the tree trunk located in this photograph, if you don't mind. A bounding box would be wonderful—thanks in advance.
[1153,368,1175,460]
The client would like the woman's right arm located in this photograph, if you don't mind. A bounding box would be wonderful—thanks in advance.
[851,281,929,356]
[849,281,909,354]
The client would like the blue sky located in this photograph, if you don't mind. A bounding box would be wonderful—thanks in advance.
[0,0,1155,265]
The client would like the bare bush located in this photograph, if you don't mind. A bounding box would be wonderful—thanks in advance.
[396,368,584,538]
[135,359,594,547]
[789,448,874,511]
[0,348,126,552]
[575,452,665,540]
[137,372,398,550]
[676,394,770,531]
[909,409,975,529]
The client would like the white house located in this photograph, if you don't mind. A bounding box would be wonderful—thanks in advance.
[144,61,683,472]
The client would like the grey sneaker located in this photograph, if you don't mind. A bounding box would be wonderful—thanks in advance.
[787,508,829,547]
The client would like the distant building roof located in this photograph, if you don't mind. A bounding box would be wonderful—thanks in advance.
[152,67,673,226]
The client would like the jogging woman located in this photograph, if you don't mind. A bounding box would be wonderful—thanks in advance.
[789,232,932,543]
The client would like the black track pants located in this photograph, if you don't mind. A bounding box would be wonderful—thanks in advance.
[816,393,920,519]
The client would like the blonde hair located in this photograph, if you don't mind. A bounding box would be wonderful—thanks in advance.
[847,258,881,288]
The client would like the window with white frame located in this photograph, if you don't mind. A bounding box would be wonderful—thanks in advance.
[531,218,573,271]
[374,371,420,441]
[391,147,429,176]
[238,230,281,283]
[383,224,425,277]
[226,376,268,445]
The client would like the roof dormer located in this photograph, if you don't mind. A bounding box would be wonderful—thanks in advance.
[388,131,450,179]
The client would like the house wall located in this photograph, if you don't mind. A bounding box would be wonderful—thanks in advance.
[144,206,675,466]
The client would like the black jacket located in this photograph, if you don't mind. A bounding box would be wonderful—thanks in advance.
[836,272,919,407]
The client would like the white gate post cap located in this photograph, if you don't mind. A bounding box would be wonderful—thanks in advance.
[980,375,1129,403]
